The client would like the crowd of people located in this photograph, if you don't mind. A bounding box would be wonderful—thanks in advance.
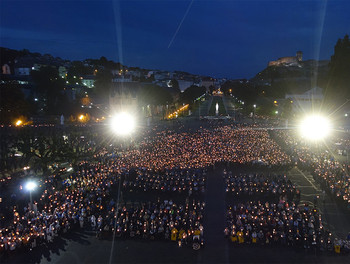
[122,168,206,197]
[96,200,205,244]
[1,160,118,254]
[274,130,350,209]
[313,156,350,207]
[224,200,339,251]
[224,171,298,202]
[223,166,350,253]
[0,158,208,254]
[2,123,349,257]
[111,125,292,170]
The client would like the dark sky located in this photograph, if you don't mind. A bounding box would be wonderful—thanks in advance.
[1,0,349,79]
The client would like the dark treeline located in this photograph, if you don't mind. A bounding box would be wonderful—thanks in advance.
[0,125,119,175]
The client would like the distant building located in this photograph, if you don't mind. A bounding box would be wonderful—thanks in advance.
[13,54,67,77]
[62,87,77,101]
[109,82,140,114]
[128,70,141,78]
[177,80,194,92]
[113,74,132,83]
[2,64,11,74]
[285,87,324,113]
[111,69,121,76]
[14,67,31,76]
[58,66,67,78]
[81,75,95,88]
[147,71,154,78]
[154,79,171,88]
[154,71,172,80]
[32,63,43,71]
[269,51,303,67]
[200,78,215,90]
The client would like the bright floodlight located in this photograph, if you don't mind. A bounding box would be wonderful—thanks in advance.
[110,112,135,136]
[15,120,23,126]
[299,115,331,140]
[25,181,37,191]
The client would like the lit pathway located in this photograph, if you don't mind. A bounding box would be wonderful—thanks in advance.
[197,164,228,263]
[222,96,235,117]
[288,166,350,238]
[191,96,212,118]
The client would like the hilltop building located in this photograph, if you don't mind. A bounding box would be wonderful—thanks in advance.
[268,51,303,67]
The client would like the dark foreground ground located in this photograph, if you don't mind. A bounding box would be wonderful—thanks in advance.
[2,163,350,264]
[5,230,349,264]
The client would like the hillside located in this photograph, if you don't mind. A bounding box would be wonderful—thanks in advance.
[251,59,329,94]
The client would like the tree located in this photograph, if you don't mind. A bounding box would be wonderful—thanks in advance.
[16,132,58,174]
[169,79,179,90]
[93,68,113,103]
[147,74,155,82]
[96,56,122,69]
[221,80,258,105]
[326,34,350,104]
[266,81,287,98]
[99,56,108,65]
[220,81,234,95]
[281,99,293,120]
[256,98,275,116]
[138,84,172,106]
[180,85,206,104]
[31,66,65,114]
[209,85,215,94]
[67,61,93,84]
[0,83,32,124]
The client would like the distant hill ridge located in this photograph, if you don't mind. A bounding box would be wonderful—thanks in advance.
[251,57,330,95]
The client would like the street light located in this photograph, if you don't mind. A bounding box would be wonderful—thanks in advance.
[299,114,331,140]
[15,120,23,126]
[253,104,256,120]
[25,180,37,211]
[110,112,136,136]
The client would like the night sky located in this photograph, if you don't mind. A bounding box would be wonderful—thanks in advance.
[1,0,349,79]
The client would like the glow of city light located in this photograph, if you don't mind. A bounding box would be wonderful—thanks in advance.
[168,104,189,119]
[15,120,23,126]
[110,112,135,136]
[299,114,331,140]
[25,181,37,192]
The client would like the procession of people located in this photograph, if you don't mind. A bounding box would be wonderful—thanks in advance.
[274,130,350,209]
[224,171,297,202]
[1,123,349,257]
[225,200,337,251]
